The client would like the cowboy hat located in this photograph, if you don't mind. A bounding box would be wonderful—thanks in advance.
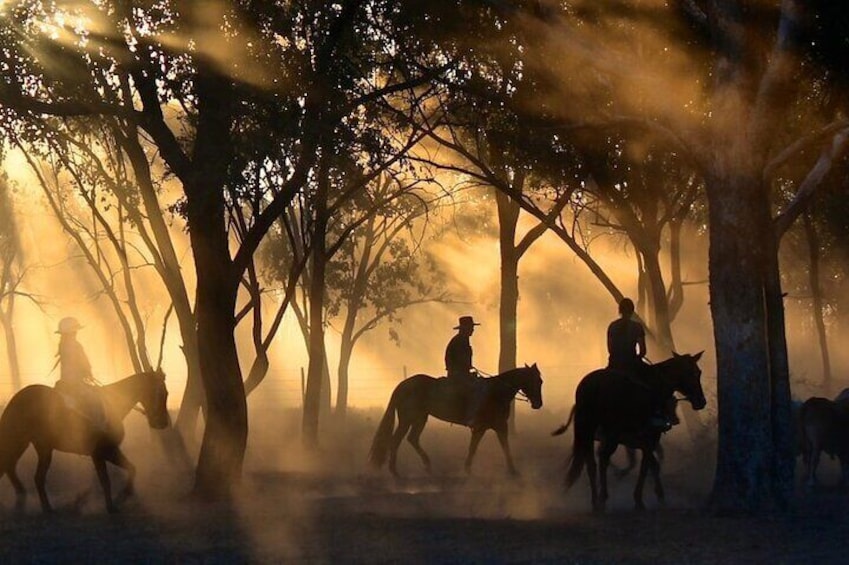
[454,316,480,329]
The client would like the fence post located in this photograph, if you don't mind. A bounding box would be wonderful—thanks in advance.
[300,367,305,407]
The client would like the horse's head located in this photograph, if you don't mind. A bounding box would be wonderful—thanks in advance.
[139,369,170,429]
[519,363,543,410]
[670,351,706,410]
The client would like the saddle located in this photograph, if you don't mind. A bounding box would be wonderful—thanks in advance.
[54,381,108,430]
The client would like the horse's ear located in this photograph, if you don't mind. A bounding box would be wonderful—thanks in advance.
[524,363,529,368]
[672,351,680,358]
[693,351,704,362]
[532,363,538,369]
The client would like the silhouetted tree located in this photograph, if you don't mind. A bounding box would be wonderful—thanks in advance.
[0,172,23,391]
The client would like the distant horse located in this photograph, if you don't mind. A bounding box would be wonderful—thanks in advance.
[553,352,706,511]
[368,364,543,477]
[799,396,849,489]
[0,370,170,513]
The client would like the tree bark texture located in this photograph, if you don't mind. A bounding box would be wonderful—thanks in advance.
[187,72,247,498]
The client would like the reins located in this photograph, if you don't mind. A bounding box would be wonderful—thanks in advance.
[472,366,537,404]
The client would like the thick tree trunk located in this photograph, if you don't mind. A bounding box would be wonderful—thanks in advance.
[192,285,245,498]
[496,190,520,434]
[497,191,520,374]
[187,72,247,498]
[705,173,777,514]
[189,214,245,496]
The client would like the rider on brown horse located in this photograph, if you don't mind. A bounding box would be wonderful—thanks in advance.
[53,316,106,428]
[607,299,671,430]
[445,315,486,426]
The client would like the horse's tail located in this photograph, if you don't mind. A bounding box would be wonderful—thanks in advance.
[368,389,400,469]
[0,394,34,479]
[551,405,576,436]
[564,406,595,491]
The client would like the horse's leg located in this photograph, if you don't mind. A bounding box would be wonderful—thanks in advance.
[388,414,412,478]
[633,448,650,511]
[33,446,54,513]
[6,464,25,496]
[406,416,432,474]
[92,453,117,513]
[807,441,822,489]
[801,436,813,488]
[585,441,600,512]
[597,440,618,506]
[648,449,665,505]
[101,446,137,499]
[5,465,26,511]
[493,424,519,478]
[464,427,486,475]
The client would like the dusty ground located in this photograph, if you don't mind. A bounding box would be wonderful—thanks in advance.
[1,406,847,564]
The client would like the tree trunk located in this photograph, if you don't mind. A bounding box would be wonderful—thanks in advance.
[116,128,205,441]
[188,72,247,499]
[705,173,776,514]
[803,212,832,386]
[302,167,330,448]
[497,191,520,374]
[640,249,675,353]
[496,190,520,434]
[336,337,353,420]
[0,297,21,391]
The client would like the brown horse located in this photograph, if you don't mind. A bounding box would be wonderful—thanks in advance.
[368,364,543,477]
[554,352,706,511]
[0,370,170,513]
[799,396,849,489]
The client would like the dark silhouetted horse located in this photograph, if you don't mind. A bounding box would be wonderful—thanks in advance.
[799,395,849,489]
[553,352,706,511]
[368,364,543,477]
[0,370,170,513]
[602,395,679,478]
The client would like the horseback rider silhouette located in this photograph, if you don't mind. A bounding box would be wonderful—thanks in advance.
[53,316,107,428]
[607,298,646,373]
[445,316,487,426]
[606,299,671,430]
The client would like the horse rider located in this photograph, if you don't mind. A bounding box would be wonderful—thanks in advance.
[607,298,646,374]
[445,315,487,426]
[53,316,106,428]
[606,299,670,429]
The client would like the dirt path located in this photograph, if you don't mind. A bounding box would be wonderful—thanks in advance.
[1,410,846,563]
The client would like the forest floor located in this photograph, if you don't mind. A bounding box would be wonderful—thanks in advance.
[1,406,847,564]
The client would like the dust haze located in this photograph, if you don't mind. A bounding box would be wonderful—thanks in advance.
[1,2,848,561]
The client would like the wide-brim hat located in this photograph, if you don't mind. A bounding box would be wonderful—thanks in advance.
[454,316,480,330]
[56,316,83,334]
